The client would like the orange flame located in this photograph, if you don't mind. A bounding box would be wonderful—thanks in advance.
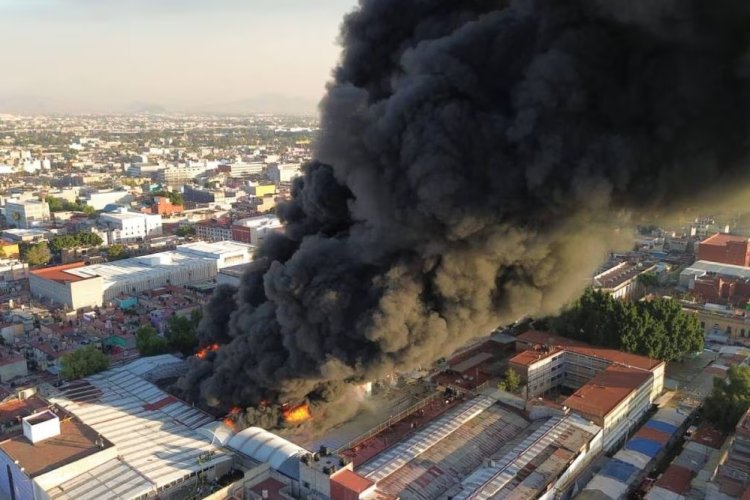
[283,403,312,424]
[196,343,220,359]
[223,406,242,429]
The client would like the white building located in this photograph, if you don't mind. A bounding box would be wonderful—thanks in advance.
[98,208,163,243]
[82,190,132,210]
[29,241,254,309]
[229,162,265,177]
[267,163,303,183]
[233,214,283,246]
[4,200,51,229]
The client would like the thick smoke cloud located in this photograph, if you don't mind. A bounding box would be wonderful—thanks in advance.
[179,0,750,427]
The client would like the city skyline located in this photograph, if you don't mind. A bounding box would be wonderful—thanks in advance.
[0,0,358,114]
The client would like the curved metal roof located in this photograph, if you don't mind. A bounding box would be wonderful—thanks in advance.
[227,427,306,473]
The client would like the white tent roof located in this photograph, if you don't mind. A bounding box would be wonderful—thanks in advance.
[227,427,306,470]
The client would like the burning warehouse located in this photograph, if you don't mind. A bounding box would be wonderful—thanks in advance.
[179,0,750,430]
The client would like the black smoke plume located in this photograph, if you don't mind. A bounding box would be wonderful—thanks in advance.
[179,0,750,427]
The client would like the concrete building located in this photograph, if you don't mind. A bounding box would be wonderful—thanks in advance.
[231,214,283,245]
[267,163,302,183]
[229,162,264,177]
[682,301,750,344]
[0,356,231,500]
[82,190,132,210]
[157,165,211,186]
[0,349,27,382]
[29,241,254,309]
[1,228,50,243]
[697,233,750,267]
[593,261,657,301]
[99,208,163,243]
[509,331,665,451]
[151,195,183,215]
[183,185,223,205]
[5,200,51,229]
[195,218,232,242]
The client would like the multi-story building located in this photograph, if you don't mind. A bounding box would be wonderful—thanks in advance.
[510,330,665,451]
[195,218,232,242]
[697,233,750,267]
[682,300,750,344]
[81,189,132,210]
[150,196,183,215]
[98,208,162,243]
[232,214,283,245]
[229,162,264,177]
[592,261,657,301]
[183,185,222,205]
[29,241,253,309]
[267,163,302,183]
[4,200,51,229]
[157,165,211,186]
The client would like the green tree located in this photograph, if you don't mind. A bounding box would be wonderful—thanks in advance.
[107,244,127,260]
[22,242,51,267]
[50,232,103,251]
[135,326,168,356]
[552,289,703,361]
[165,315,199,355]
[83,205,97,217]
[176,225,196,237]
[47,196,65,212]
[704,365,750,432]
[638,272,660,288]
[60,345,110,380]
[505,367,521,393]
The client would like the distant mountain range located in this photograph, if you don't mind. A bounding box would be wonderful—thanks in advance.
[0,94,319,116]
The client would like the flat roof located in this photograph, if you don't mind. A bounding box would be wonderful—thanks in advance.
[594,261,655,290]
[682,260,750,279]
[30,262,89,283]
[563,365,651,419]
[701,233,748,246]
[0,411,111,477]
[516,331,662,371]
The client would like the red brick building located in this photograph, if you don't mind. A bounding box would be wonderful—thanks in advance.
[697,233,750,267]
[692,274,750,305]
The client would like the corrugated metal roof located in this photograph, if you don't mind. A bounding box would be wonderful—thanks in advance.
[44,361,229,499]
[626,438,663,458]
[600,458,639,483]
[582,474,629,499]
[358,395,498,483]
[615,449,652,470]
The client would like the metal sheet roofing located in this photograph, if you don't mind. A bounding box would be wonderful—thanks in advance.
[645,420,679,437]
[626,438,663,458]
[44,360,229,499]
[614,449,652,470]
[453,414,599,500]
[357,394,498,483]
[600,458,639,483]
[227,427,306,479]
[582,474,629,499]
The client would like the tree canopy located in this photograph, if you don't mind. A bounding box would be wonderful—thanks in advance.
[50,232,103,251]
[165,310,201,355]
[107,244,127,260]
[135,326,168,356]
[22,242,51,267]
[704,365,750,432]
[60,345,110,380]
[175,225,196,237]
[552,288,703,361]
[46,196,91,213]
[153,191,183,206]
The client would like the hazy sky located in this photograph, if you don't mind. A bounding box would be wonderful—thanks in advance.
[0,0,359,113]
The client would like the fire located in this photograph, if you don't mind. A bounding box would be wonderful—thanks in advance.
[196,343,220,359]
[283,403,312,425]
[223,406,242,429]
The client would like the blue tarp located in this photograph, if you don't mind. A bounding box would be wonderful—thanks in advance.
[645,419,678,437]
[626,437,663,458]
[599,458,639,483]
